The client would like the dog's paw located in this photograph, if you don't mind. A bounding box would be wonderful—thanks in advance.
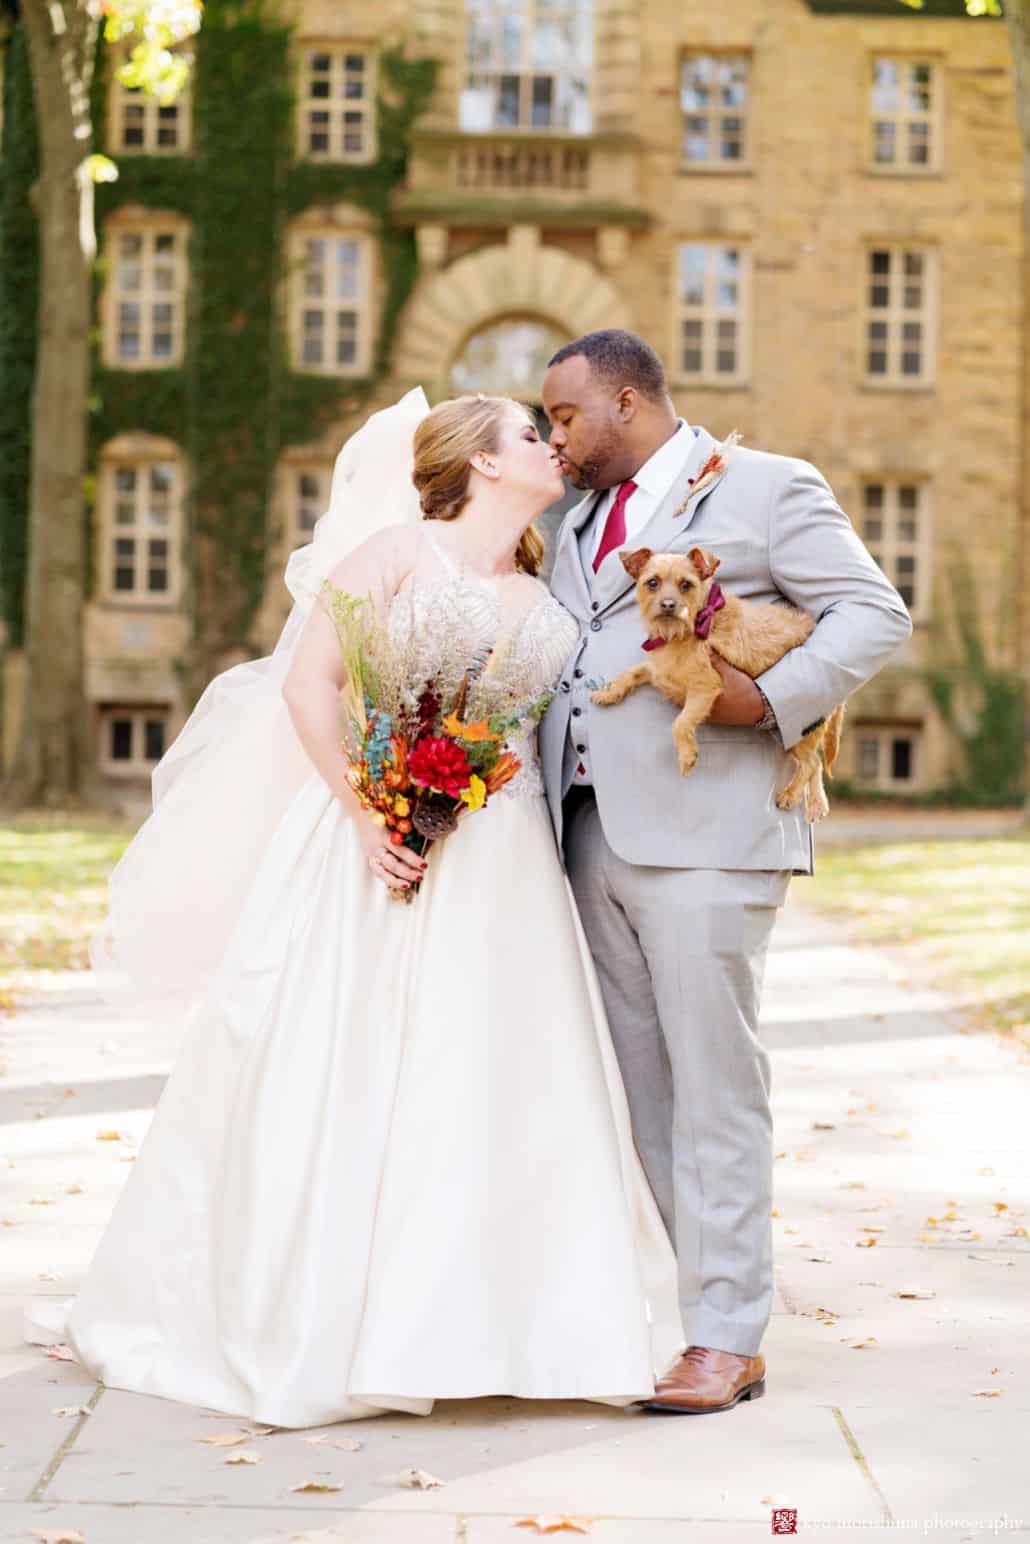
[775,785,802,811]
[591,686,621,707]
[677,747,698,776]
[805,787,830,822]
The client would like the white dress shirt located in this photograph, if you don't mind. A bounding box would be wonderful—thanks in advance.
[588,420,691,566]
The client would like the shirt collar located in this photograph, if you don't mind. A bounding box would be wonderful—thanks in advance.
[628,419,691,503]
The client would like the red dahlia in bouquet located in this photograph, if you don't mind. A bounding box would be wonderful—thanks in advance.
[321,582,553,902]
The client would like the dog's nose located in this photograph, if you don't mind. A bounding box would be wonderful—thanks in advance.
[659,598,678,613]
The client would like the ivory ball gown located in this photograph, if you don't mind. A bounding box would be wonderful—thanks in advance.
[25,541,677,1428]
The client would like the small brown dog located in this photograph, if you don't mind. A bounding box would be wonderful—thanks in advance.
[591,546,845,820]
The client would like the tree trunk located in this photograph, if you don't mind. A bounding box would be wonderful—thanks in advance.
[3,1,97,807]
[1005,2,1030,808]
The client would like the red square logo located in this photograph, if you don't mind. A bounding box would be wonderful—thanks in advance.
[771,1508,798,1536]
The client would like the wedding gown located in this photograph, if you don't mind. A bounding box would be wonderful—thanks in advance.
[24,541,678,1428]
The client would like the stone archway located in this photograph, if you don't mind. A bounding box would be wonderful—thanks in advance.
[393,235,632,401]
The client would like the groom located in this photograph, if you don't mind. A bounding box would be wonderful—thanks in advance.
[539,330,911,1414]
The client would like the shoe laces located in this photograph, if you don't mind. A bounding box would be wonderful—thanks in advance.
[683,1345,712,1366]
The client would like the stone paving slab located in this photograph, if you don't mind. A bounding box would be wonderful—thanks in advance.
[2,892,1028,1542]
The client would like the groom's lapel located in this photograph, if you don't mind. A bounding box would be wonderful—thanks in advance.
[593,425,721,613]
[551,488,604,618]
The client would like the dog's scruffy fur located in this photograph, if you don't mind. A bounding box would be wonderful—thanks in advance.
[591,546,845,821]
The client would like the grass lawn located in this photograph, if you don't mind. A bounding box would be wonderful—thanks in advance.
[0,813,134,1003]
[805,835,1030,1038]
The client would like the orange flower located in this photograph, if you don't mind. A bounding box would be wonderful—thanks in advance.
[441,711,501,743]
[484,753,520,795]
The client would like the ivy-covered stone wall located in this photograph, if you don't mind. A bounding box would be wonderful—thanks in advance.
[0,0,435,676]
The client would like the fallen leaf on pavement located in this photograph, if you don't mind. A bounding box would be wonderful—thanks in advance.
[31,1531,85,1543]
[856,1238,878,1248]
[993,1202,1009,1213]
[1006,1226,1028,1238]
[44,1345,77,1363]
[30,1197,55,1206]
[807,1255,831,1263]
[515,1520,594,1536]
[65,1186,83,1196]
[812,1122,835,1130]
[52,1407,92,1418]
[197,1431,251,1447]
[332,1438,363,1451]
[224,1450,261,1465]
[894,1288,935,1300]
[859,1226,885,1234]
[839,1182,866,1190]
[290,1480,343,1493]
[849,1337,878,1350]
[384,1468,446,1489]
[95,1130,124,1141]
[973,1388,1003,1397]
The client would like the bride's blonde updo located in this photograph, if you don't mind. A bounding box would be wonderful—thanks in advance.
[411,394,546,578]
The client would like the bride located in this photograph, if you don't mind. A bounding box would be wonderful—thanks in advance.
[24,389,676,1428]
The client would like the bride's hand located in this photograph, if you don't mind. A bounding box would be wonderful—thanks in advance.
[358,817,428,893]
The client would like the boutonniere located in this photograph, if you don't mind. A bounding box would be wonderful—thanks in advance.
[676,429,742,514]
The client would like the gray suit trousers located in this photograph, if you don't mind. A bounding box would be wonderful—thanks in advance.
[564,790,789,1358]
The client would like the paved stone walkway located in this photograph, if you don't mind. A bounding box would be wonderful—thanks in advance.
[1,893,1027,1543]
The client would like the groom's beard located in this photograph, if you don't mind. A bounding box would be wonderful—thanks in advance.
[559,422,623,492]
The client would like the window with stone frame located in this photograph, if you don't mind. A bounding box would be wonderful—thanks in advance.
[297,46,376,162]
[104,223,187,369]
[286,464,333,546]
[461,0,593,133]
[868,57,940,173]
[673,242,750,385]
[860,480,929,622]
[853,724,922,791]
[680,54,750,168]
[109,48,193,154]
[98,705,171,776]
[100,457,182,605]
[290,231,371,376]
[863,247,935,386]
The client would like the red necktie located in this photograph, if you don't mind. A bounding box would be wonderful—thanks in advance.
[592,479,638,573]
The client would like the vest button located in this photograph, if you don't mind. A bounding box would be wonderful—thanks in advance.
[590,619,602,632]
[560,681,571,693]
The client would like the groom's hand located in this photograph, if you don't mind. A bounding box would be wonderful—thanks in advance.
[707,652,765,726]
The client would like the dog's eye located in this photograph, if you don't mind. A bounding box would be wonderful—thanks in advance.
[646,577,660,590]
[678,579,695,592]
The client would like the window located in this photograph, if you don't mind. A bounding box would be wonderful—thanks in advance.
[681,55,749,167]
[853,725,921,791]
[861,481,929,621]
[110,50,192,154]
[864,248,934,386]
[298,47,375,162]
[869,58,939,173]
[99,706,171,776]
[673,243,749,385]
[287,465,332,545]
[104,225,187,368]
[101,458,182,604]
[461,0,593,133]
[290,232,371,376]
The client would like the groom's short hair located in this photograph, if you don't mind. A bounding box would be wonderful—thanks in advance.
[547,329,668,403]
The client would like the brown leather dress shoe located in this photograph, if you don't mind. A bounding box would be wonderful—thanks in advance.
[643,1344,766,1414]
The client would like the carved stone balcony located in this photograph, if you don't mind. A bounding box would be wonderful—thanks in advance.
[394,129,649,230]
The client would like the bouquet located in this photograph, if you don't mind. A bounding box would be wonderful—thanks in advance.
[321,581,554,902]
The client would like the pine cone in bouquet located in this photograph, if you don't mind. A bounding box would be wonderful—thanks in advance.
[413,796,461,842]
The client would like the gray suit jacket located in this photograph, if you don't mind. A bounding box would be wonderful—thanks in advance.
[539,424,913,873]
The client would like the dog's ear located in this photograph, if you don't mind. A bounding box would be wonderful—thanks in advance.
[688,546,721,581]
[621,547,653,580]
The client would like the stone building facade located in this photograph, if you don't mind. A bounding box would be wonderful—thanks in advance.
[7,0,1024,799]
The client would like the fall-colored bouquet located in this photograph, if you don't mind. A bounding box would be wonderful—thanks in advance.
[321,582,554,902]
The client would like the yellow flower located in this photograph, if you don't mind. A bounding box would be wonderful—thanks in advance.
[394,796,411,817]
[460,774,487,811]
